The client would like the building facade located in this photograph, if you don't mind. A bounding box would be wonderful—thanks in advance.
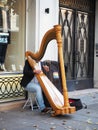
[0,0,97,109]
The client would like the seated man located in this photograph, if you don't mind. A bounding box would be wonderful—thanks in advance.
[20,59,51,113]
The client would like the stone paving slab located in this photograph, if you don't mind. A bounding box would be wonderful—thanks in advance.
[0,89,98,130]
[69,89,98,106]
[0,106,98,130]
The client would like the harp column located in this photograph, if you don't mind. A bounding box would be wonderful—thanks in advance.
[54,25,70,107]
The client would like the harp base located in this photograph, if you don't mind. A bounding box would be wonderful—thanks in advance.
[51,106,76,116]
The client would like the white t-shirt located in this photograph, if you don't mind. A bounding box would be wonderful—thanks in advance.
[31,62,41,83]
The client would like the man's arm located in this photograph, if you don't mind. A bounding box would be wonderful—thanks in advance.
[23,60,34,77]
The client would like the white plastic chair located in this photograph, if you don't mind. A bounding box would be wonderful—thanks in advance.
[23,92,39,111]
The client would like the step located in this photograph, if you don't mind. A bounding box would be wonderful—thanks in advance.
[0,100,26,111]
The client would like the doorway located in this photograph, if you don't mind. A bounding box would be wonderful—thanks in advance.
[59,0,95,90]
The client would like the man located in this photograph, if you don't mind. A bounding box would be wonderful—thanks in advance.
[20,59,51,113]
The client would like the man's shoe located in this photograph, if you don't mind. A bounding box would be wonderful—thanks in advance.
[41,107,51,113]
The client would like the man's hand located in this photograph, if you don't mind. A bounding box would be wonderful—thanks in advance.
[43,65,49,72]
[33,69,42,74]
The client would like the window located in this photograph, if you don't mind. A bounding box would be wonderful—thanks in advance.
[0,0,26,73]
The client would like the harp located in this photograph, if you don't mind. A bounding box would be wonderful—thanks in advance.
[25,25,76,116]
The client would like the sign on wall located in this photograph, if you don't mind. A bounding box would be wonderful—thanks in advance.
[0,32,9,44]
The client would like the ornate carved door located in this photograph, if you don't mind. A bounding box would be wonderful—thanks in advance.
[59,0,95,90]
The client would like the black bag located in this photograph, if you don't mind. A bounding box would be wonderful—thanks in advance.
[69,98,83,111]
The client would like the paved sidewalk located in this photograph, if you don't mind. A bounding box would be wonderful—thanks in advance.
[0,88,98,130]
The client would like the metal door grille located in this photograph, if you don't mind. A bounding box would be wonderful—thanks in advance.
[59,8,74,79]
[75,12,89,78]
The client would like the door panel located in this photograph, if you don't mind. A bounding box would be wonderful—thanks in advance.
[76,12,89,78]
[59,8,74,79]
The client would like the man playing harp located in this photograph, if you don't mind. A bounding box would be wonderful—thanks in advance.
[20,59,51,113]
[21,25,75,116]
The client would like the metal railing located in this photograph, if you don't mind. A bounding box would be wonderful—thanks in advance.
[0,72,25,103]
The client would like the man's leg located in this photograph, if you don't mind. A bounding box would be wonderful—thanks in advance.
[25,82,46,111]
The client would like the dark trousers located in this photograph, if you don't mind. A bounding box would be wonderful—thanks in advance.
[0,44,8,64]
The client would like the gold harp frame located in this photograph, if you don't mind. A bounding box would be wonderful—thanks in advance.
[25,25,75,116]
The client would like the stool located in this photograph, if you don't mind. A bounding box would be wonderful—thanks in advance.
[23,92,39,111]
